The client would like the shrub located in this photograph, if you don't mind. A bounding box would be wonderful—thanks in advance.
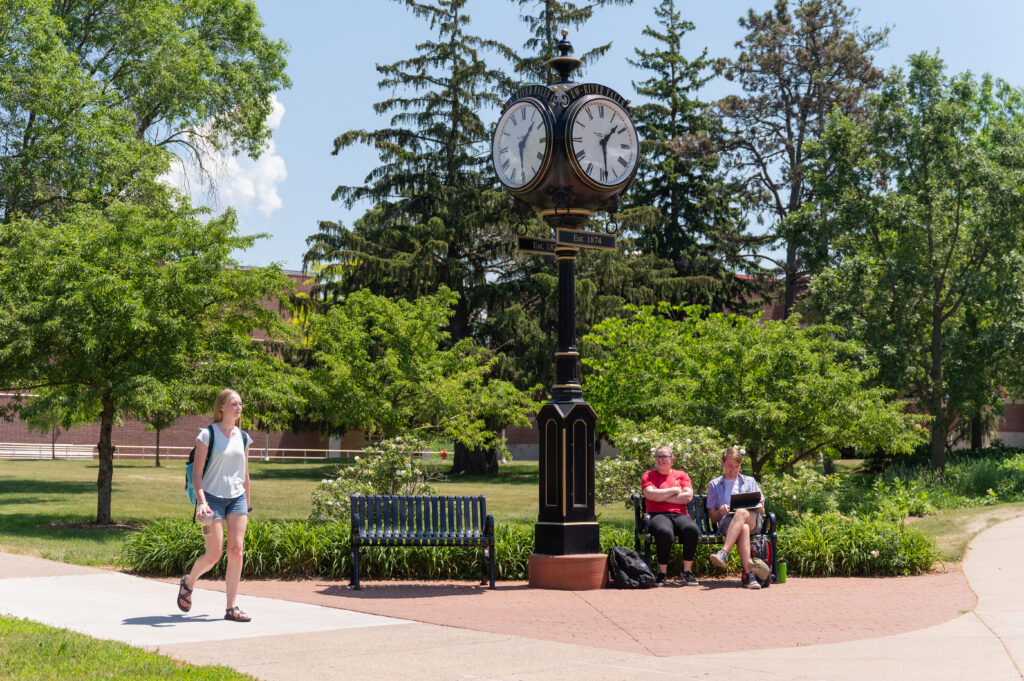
[760,467,842,524]
[309,435,443,523]
[121,518,634,581]
[596,418,728,506]
[780,513,937,576]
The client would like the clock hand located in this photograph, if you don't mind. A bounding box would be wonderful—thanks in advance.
[598,125,618,179]
[518,121,536,173]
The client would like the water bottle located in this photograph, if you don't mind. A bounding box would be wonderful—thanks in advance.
[778,558,787,583]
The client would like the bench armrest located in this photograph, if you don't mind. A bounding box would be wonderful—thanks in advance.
[762,511,777,535]
[351,512,362,535]
[484,514,495,538]
[631,493,651,535]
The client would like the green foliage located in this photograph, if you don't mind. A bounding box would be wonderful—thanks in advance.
[584,304,927,477]
[760,468,843,525]
[804,53,1024,472]
[307,0,513,342]
[781,513,936,577]
[508,0,634,85]
[0,616,259,681]
[0,205,299,524]
[0,0,290,220]
[121,516,626,581]
[0,0,294,524]
[595,418,728,506]
[309,436,442,523]
[625,0,755,311]
[303,287,533,448]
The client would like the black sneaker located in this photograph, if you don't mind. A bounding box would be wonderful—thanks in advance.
[679,570,699,586]
[655,572,668,586]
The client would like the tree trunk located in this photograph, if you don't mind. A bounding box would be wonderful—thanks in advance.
[750,452,764,481]
[782,245,798,319]
[95,396,115,525]
[929,300,946,475]
[154,428,161,467]
[451,442,498,476]
[970,414,984,450]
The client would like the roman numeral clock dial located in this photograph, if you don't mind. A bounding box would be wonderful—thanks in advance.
[565,96,638,190]
[492,98,553,193]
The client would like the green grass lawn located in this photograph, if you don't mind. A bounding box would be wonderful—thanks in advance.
[0,457,633,566]
[2,457,1020,568]
[0,616,258,681]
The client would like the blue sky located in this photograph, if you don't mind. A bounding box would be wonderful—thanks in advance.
[203,0,1024,271]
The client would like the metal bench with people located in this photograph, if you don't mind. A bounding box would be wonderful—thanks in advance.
[632,492,779,584]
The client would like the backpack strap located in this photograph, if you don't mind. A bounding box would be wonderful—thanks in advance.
[192,424,217,523]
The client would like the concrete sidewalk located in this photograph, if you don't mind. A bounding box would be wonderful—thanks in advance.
[1,514,1022,681]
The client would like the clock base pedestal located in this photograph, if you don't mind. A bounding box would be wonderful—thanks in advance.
[528,552,608,590]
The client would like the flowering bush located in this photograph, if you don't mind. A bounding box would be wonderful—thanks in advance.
[759,467,843,524]
[309,435,443,522]
[596,419,728,506]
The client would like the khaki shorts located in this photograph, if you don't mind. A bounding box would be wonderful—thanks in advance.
[717,510,763,536]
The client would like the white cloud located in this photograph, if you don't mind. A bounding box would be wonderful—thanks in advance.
[160,95,288,217]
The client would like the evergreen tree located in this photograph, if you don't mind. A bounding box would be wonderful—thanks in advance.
[625,0,757,311]
[716,0,887,316]
[508,0,634,84]
[305,0,523,474]
[304,0,514,343]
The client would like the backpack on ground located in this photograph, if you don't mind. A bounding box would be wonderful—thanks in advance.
[607,546,656,589]
[750,534,773,588]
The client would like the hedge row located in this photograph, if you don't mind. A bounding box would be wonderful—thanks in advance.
[119,514,935,580]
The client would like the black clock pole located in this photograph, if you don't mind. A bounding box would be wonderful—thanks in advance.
[490,30,639,588]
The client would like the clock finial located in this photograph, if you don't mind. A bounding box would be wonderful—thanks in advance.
[549,29,581,84]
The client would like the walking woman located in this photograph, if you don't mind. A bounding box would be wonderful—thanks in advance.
[176,388,253,622]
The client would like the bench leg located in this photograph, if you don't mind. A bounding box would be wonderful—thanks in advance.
[483,545,495,589]
[350,545,361,590]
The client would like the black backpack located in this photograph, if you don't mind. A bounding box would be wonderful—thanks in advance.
[750,534,773,588]
[607,546,656,589]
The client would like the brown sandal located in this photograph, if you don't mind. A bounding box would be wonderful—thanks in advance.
[176,577,193,612]
[224,606,251,622]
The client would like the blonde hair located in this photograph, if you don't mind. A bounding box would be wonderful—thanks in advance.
[655,445,673,458]
[722,447,743,464]
[212,389,242,427]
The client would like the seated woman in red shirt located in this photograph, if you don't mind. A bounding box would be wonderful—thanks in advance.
[641,445,700,586]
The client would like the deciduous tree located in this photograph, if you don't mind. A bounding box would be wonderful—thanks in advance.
[802,53,1024,472]
[583,305,925,477]
[0,204,298,524]
[716,0,887,316]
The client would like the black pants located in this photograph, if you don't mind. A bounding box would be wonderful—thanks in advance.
[650,512,699,566]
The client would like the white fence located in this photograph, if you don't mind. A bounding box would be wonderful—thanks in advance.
[0,443,361,462]
[0,443,96,460]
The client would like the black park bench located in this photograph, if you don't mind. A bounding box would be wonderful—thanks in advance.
[349,494,496,590]
[631,493,779,582]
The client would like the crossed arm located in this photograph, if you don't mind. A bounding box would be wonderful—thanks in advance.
[643,484,694,505]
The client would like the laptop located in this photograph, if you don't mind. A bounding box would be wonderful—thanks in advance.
[728,491,762,514]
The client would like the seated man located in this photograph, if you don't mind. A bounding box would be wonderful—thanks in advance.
[641,445,700,586]
[706,447,766,589]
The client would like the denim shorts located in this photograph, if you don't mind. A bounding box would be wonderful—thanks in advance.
[205,493,248,520]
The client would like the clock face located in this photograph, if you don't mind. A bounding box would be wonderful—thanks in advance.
[566,97,639,189]
[492,98,552,191]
